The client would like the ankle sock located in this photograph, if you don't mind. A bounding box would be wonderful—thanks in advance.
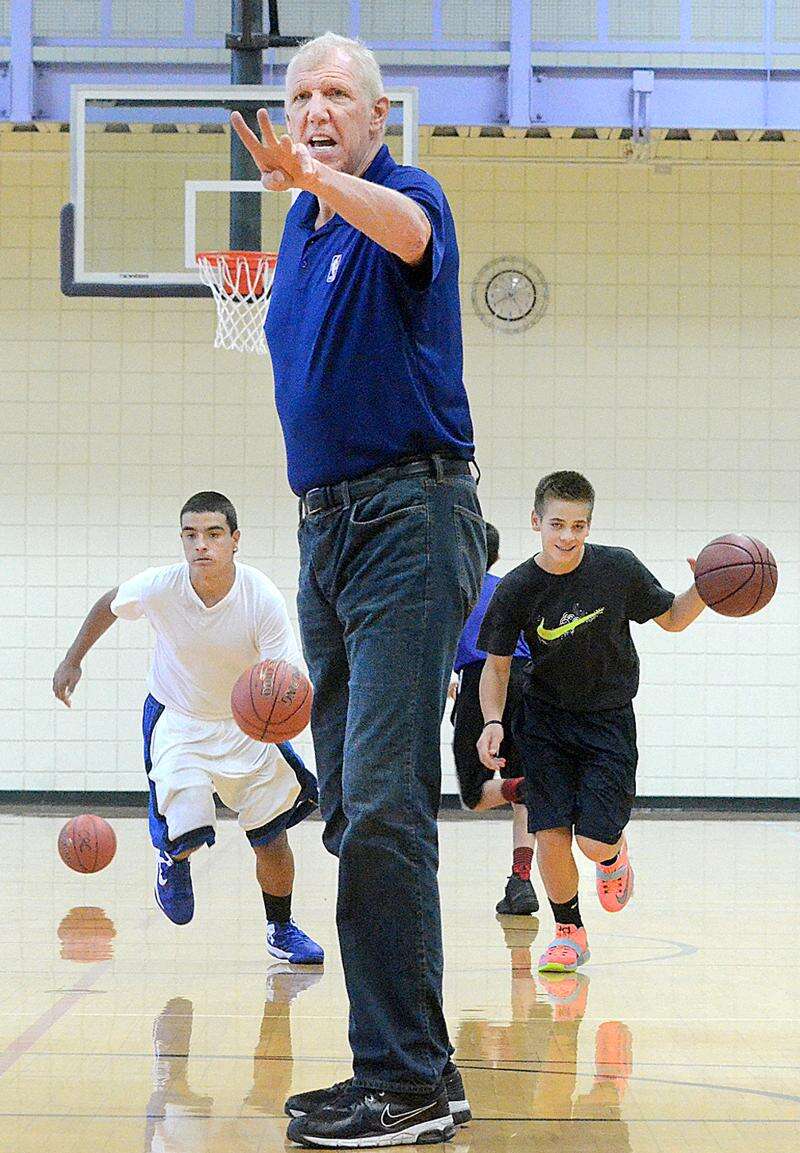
[549,893,583,929]
[512,846,533,881]
[600,853,619,868]
[263,891,292,925]
[500,777,526,805]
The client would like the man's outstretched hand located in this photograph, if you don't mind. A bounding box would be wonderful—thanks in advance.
[230,108,316,192]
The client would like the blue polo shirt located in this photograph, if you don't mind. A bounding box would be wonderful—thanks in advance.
[265,145,475,495]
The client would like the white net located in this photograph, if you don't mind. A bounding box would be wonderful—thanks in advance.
[196,251,277,355]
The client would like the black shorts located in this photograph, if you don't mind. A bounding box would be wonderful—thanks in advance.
[513,694,637,845]
[452,658,528,809]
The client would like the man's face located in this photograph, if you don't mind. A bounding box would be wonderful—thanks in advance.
[532,499,592,568]
[180,512,239,573]
[286,50,388,177]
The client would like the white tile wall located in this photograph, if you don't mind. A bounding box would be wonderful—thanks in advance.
[0,129,798,798]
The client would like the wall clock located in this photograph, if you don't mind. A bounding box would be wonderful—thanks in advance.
[471,257,549,332]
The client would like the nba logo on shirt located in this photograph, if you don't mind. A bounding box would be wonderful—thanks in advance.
[326,254,342,283]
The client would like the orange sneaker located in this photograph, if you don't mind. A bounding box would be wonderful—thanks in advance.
[595,840,634,912]
[538,924,590,973]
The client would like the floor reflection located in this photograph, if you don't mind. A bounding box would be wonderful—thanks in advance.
[456,915,633,1143]
[56,906,116,962]
[145,997,213,1152]
[243,966,324,1116]
[144,966,323,1152]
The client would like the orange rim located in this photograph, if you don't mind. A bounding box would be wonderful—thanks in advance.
[196,251,277,297]
[196,250,277,271]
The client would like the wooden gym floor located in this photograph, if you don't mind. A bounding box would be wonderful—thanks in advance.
[0,811,798,1152]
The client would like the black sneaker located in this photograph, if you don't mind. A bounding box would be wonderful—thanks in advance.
[496,873,539,915]
[442,1061,471,1126]
[285,1078,359,1118]
[285,1062,471,1126]
[286,1086,455,1147]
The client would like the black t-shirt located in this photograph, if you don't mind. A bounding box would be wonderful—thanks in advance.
[477,543,675,712]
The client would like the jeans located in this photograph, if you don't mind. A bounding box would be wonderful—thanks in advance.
[297,464,486,1093]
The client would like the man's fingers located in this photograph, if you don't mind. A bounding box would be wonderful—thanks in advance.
[294,141,315,176]
[256,107,280,148]
[276,133,308,174]
[230,110,259,148]
[261,169,292,192]
[230,111,266,166]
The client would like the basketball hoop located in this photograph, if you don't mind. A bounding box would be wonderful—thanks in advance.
[196,251,277,355]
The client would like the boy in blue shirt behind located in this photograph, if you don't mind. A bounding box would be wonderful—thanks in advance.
[451,523,538,915]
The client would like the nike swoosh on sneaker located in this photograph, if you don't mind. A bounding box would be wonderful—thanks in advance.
[380,1103,436,1129]
[157,871,168,886]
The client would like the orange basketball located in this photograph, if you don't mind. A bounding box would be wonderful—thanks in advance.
[231,659,313,742]
[58,815,117,874]
[694,534,777,617]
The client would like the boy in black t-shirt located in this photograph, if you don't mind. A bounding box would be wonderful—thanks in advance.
[476,471,706,973]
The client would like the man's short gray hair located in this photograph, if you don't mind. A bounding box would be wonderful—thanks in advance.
[286,32,385,106]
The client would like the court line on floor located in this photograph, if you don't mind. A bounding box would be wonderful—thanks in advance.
[3,1010,794,1025]
[451,931,700,970]
[0,1112,797,1124]
[0,962,112,1077]
[7,1050,799,1075]
[455,1063,800,1107]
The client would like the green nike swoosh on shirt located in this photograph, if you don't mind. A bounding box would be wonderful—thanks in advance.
[536,607,605,642]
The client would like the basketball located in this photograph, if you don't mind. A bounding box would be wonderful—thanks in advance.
[694,534,778,617]
[231,659,313,742]
[57,814,117,874]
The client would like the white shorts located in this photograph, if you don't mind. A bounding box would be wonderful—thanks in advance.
[149,706,302,842]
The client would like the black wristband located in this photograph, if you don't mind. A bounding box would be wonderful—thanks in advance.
[482,719,503,730]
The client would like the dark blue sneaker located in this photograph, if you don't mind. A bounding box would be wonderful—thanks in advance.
[266,919,324,965]
[154,849,194,925]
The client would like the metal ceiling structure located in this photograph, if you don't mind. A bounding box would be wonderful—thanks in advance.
[3,0,800,131]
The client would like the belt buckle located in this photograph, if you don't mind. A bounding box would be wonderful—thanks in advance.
[305,480,349,514]
[304,486,323,514]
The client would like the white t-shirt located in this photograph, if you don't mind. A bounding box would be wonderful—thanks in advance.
[111,562,301,720]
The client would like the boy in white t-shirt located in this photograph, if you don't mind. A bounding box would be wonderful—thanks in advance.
[53,491,323,965]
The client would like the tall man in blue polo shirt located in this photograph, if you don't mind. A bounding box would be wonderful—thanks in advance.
[232,32,485,1148]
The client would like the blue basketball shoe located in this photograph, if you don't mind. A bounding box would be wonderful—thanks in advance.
[266,919,324,965]
[154,849,194,925]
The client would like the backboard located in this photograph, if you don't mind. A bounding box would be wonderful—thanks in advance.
[60,84,419,297]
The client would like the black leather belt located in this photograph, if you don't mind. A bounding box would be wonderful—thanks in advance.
[300,456,473,517]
